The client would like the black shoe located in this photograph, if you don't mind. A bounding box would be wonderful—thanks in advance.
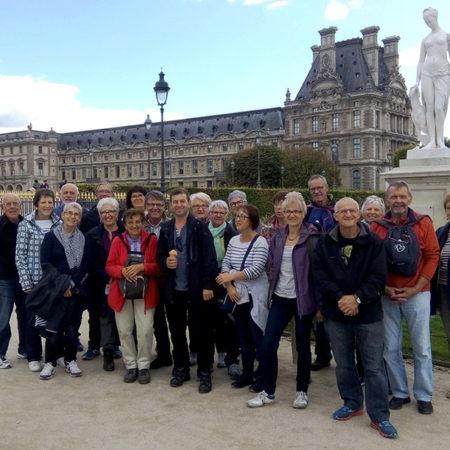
[103,350,115,372]
[76,340,84,353]
[249,378,264,393]
[138,368,151,384]
[170,369,190,387]
[123,368,138,383]
[417,400,433,415]
[311,358,331,371]
[199,373,212,394]
[389,396,411,410]
[150,356,173,370]
[231,375,253,389]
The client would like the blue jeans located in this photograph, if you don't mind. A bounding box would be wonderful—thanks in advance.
[325,318,390,423]
[260,294,313,395]
[382,292,433,402]
[0,279,26,357]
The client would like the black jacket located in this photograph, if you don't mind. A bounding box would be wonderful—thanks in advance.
[431,221,450,312]
[312,223,386,324]
[157,214,218,303]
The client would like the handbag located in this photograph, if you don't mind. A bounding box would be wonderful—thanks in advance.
[218,234,260,314]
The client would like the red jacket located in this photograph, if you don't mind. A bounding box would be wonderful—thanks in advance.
[106,230,160,312]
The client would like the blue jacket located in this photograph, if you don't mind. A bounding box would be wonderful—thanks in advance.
[305,198,336,232]
[268,222,320,316]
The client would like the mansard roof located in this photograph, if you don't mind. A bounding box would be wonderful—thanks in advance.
[0,129,56,143]
[58,107,284,151]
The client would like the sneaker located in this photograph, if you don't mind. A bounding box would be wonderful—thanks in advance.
[0,356,11,369]
[124,368,138,383]
[28,361,41,372]
[81,349,100,360]
[138,368,151,384]
[370,420,398,439]
[17,352,27,360]
[66,360,82,377]
[40,362,55,380]
[189,352,197,366]
[228,363,242,380]
[217,352,227,368]
[293,391,309,409]
[333,405,364,421]
[56,357,66,368]
[247,391,275,408]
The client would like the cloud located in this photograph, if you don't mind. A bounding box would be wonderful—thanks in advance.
[244,0,271,5]
[399,43,421,69]
[348,0,362,8]
[267,1,288,9]
[0,74,184,134]
[325,0,349,21]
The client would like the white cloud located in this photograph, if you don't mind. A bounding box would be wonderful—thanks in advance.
[0,74,184,134]
[244,0,271,5]
[267,1,288,9]
[348,0,362,8]
[325,0,349,21]
[399,43,421,69]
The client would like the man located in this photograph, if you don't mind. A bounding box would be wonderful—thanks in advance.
[54,183,81,218]
[157,188,218,393]
[144,191,173,370]
[80,182,114,233]
[371,181,439,415]
[313,197,397,439]
[0,194,26,368]
[305,174,334,370]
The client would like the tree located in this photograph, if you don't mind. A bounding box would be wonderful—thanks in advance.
[392,144,415,168]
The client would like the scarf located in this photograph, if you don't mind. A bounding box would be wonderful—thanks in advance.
[53,223,85,270]
[209,221,227,267]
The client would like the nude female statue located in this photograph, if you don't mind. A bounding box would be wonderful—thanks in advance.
[414,7,450,149]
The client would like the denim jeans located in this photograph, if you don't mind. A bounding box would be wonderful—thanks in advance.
[0,279,26,357]
[382,292,433,402]
[325,318,390,423]
[260,294,313,395]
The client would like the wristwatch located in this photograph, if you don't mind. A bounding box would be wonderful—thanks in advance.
[355,296,361,304]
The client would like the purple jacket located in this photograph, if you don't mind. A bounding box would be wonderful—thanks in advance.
[268,222,320,316]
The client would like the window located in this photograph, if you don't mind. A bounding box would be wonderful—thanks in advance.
[331,140,339,163]
[353,110,361,128]
[19,162,24,175]
[152,163,157,176]
[9,147,13,155]
[272,140,278,147]
[72,169,76,180]
[332,113,339,131]
[105,154,109,161]
[207,180,213,187]
[375,110,380,128]
[222,144,228,152]
[38,162,44,176]
[207,159,213,174]
[192,146,198,155]
[93,168,98,178]
[115,166,120,178]
[72,157,76,163]
[353,138,361,158]
[293,119,300,135]
[38,146,43,154]
[207,145,213,153]
[193,160,198,174]
[115,153,120,160]
[165,162,170,176]
[375,139,381,159]
[353,101,360,107]
[312,116,319,133]
[312,141,319,150]
[239,142,244,150]
[352,169,361,189]
[179,148,185,156]
[178,161,184,175]
[1,165,5,176]
[139,165,144,177]
[19,146,23,153]
[313,107,319,113]
[127,153,132,159]
[139,151,144,158]
[127,165,132,177]
[82,167,86,179]
[152,150,157,157]
[61,170,66,180]
[104,167,109,179]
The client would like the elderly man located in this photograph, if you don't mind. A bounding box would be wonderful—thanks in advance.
[313,197,397,439]
[0,194,26,368]
[54,183,80,218]
[80,182,114,233]
[371,181,439,415]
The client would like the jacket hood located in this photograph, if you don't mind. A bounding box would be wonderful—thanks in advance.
[327,222,371,244]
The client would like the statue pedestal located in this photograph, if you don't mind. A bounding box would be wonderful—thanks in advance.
[380,146,450,228]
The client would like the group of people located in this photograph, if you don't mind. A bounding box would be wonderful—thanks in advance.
[1,175,449,441]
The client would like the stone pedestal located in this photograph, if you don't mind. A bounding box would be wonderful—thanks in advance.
[380,147,450,228]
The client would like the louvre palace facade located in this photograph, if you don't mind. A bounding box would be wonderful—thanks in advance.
[0,26,417,192]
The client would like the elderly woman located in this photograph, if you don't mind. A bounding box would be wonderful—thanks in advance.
[86,197,124,371]
[361,195,385,226]
[216,204,269,390]
[15,189,61,372]
[191,192,212,223]
[247,192,321,408]
[106,208,160,384]
[125,185,148,211]
[38,202,90,380]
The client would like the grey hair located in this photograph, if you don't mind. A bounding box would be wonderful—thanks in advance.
[281,192,307,215]
[228,190,247,204]
[307,174,328,188]
[335,197,359,212]
[60,183,79,195]
[190,192,212,205]
[361,195,385,214]
[97,197,119,213]
[63,202,82,214]
[209,200,229,214]
[145,190,166,205]
[386,180,412,199]
[95,182,113,194]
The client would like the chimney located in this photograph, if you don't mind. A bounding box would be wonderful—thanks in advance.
[382,35,400,73]
[311,45,320,62]
[318,27,338,73]
[361,26,380,85]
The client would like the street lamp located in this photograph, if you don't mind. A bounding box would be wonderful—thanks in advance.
[231,160,235,185]
[280,165,285,188]
[88,148,94,182]
[153,71,170,194]
[144,114,152,185]
[256,131,262,188]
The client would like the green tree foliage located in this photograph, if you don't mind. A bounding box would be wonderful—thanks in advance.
[392,144,415,167]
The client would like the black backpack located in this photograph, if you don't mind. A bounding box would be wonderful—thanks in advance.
[375,211,426,277]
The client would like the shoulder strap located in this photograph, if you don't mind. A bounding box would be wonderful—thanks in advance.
[240,234,260,271]
[306,236,315,259]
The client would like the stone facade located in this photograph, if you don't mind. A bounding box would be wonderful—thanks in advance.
[0,26,417,192]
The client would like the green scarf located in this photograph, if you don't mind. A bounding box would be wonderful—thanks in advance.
[208,221,227,267]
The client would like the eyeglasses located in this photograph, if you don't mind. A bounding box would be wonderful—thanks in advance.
[230,200,244,207]
[100,210,117,216]
[309,187,325,192]
[284,210,303,216]
[212,211,226,216]
[192,204,208,209]
[2,202,20,207]
[335,209,359,215]
[64,211,81,217]
[235,214,249,220]
[147,202,165,208]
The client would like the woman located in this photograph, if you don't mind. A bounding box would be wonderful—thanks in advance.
[261,191,288,244]
[216,204,269,390]
[106,208,160,384]
[191,192,212,223]
[125,186,148,211]
[15,189,61,372]
[414,7,450,149]
[432,192,450,399]
[361,195,385,226]
[247,192,320,409]
[38,202,90,380]
[86,197,124,371]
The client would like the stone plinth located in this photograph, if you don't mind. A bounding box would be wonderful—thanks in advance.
[380,147,450,228]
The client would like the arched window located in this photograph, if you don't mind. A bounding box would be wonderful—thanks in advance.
[352,169,361,189]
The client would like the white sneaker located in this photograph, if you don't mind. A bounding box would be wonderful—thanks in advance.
[56,357,66,368]
[17,352,27,360]
[293,391,309,409]
[247,391,275,408]
[28,361,41,372]
[0,356,11,369]
[40,362,55,380]
[66,360,82,377]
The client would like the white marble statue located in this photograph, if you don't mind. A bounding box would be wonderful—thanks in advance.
[412,7,450,149]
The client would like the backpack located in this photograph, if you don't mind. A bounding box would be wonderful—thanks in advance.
[375,212,426,277]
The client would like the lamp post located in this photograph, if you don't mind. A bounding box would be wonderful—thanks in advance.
[153,71,170,194]
[144,114,152,185]
[256,131,262,188]
[280,165,285,188]
[231,160,235,186]
[88,148,94,182]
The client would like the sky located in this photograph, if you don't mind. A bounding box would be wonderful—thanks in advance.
[1,0,450,136]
